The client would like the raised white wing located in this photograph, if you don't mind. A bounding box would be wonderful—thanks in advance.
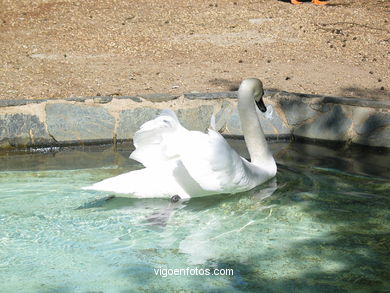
[129,110,258,195]
[130,110,183,167]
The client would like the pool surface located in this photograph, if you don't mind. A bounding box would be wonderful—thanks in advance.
[0,141,389,292]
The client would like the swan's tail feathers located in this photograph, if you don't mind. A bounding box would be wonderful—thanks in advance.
[82,171,138,194]
[82,167,186,198]
[82,185,106,192]
[130,109,182,167]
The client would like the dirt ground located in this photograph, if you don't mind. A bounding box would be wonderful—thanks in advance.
[0,0,389,101]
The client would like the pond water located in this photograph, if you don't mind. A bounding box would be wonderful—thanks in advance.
[0,140,389,292]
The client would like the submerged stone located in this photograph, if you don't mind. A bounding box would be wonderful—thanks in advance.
[46,103,115,142]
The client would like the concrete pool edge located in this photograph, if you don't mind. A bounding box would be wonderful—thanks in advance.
[1,90,389,149]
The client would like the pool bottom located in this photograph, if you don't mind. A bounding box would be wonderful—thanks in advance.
[0,141,389,292]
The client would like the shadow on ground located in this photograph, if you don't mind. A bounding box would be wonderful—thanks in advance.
[339,87,389,101]
[208,78,240,91]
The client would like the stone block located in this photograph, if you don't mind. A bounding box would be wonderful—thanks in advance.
[175,105,214,131]
[0,114,52,147]
[225,106,290,136]
[115,96,143,103]
[352,109,390,147]
[140,93,180,102]
[184,92,237,100]
[279,98,318,126]
[117,105,215,139]
[226,108,242,135]
[93,96,113,104]
[354,111,390,136]
[215,101,234,132]
[117,107,160,139]
[259,105,290,135]
[294,105,352,141]
[46,103,115,142]
[353,127,390,148]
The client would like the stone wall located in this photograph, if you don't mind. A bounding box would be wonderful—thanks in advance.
[0,90,389,149]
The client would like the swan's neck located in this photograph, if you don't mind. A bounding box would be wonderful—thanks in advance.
[238,90,276,174]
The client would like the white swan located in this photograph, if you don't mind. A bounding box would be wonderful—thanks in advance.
[84,78,277,199]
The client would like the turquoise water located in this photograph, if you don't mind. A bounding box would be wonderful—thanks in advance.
[0,141,389,292]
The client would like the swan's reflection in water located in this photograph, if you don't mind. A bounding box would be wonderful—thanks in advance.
[177,178,278,264]
[83,176,278,265]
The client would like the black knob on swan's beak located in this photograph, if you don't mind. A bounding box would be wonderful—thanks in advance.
[256,99,267,113]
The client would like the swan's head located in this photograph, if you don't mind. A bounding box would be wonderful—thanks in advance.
[238,78,267,112]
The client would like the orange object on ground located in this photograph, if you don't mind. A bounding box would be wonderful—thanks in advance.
[291,0,328,4]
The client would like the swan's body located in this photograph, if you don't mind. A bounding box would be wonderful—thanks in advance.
[84,78,276,199]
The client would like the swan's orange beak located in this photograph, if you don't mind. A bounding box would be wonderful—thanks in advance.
[256,99,267,112]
